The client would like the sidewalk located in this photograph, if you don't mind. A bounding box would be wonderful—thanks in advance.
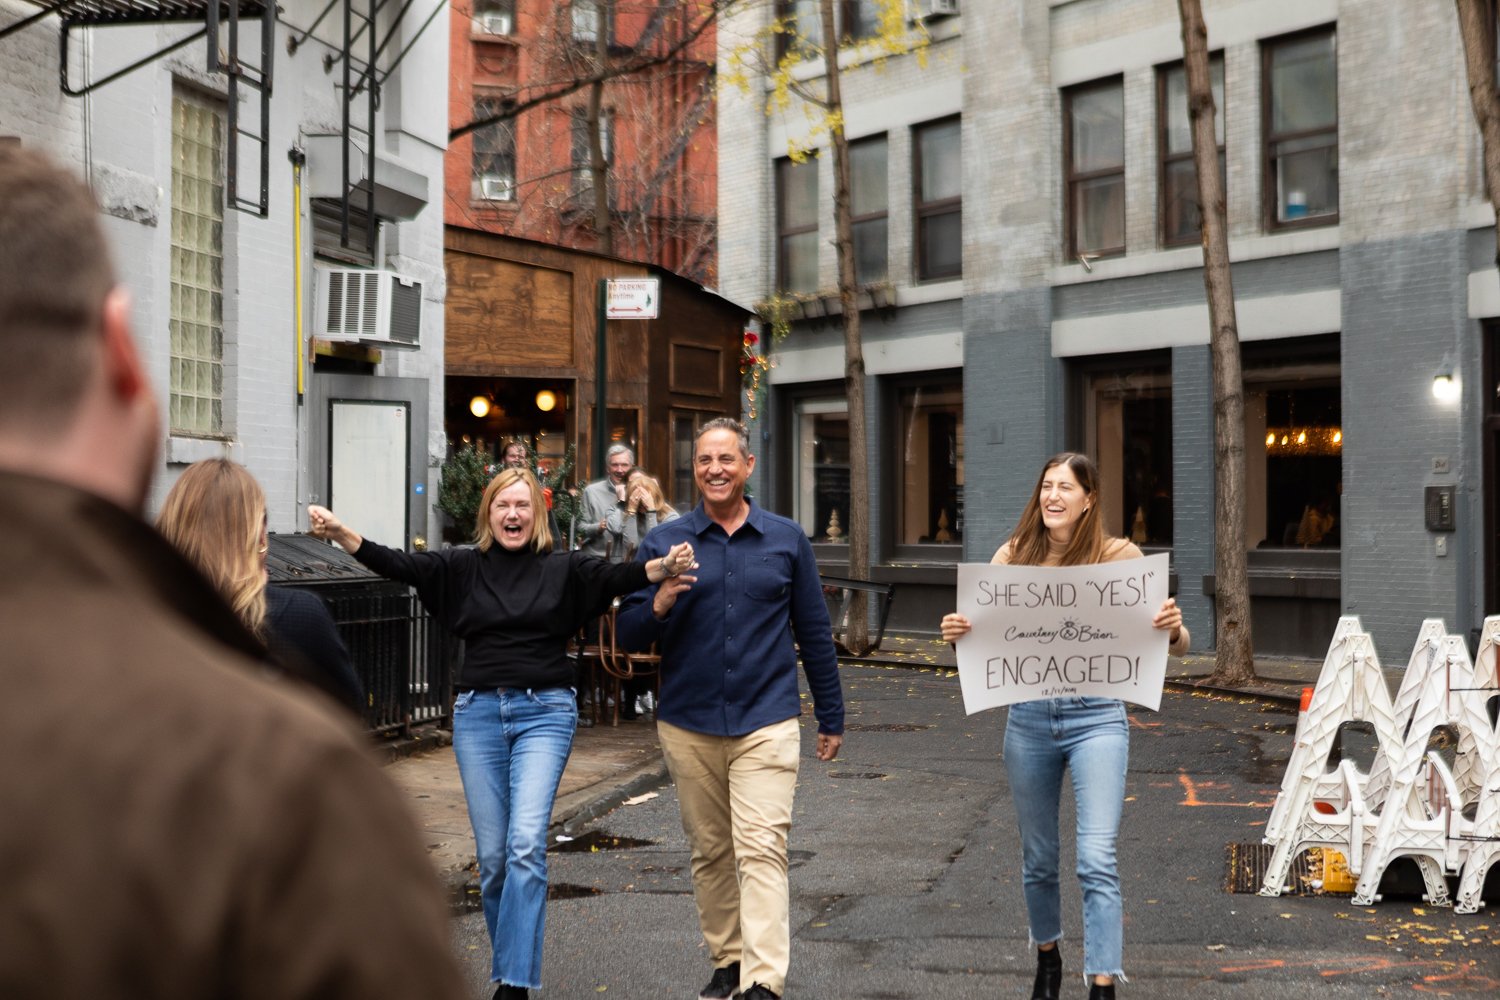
[384,715,667,895]
[384,635,1335,895]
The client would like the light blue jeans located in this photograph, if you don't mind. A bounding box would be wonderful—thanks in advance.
[453,687,577,990]
[1003,697,1130,980]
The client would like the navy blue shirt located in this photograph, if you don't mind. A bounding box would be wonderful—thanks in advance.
[616,501,844,738]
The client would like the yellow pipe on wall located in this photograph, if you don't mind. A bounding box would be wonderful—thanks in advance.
[292,154,306,399]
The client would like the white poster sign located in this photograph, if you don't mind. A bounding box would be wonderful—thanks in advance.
[954,553,1170,713]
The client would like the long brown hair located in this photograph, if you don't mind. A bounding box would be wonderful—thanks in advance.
[157,458,269,635]
[1005,452,1112,566]
[474,467,554,553]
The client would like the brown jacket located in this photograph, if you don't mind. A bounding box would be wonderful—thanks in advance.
[0,471,467,1000]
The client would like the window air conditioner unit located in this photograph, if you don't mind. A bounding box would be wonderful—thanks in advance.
[915,0,958,18]
[314,266,423,348]
[479,12,512,35]
[479,174,515,201]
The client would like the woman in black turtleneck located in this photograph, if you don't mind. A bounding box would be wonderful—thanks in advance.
[308,468,694,1000]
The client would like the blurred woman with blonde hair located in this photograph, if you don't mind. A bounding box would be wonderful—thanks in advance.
[158,458,363,714]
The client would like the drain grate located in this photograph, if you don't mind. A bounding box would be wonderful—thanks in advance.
[828,771,887,780]
[1223,842,1323,895]
[845,723,933,732]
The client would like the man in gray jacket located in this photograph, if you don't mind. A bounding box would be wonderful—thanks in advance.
[576,442,635,560]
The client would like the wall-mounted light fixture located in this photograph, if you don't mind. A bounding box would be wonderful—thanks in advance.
[469,395,491,418]
[1432,373,1459,402]
[535,389,558,412]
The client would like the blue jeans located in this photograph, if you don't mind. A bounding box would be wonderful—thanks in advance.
[1003,697,1130,980]
[453,687,577,989]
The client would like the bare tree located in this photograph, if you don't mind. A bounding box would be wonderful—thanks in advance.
[1178,0,1254,684]
[1457,0,1500,273]
[818,0,873,654]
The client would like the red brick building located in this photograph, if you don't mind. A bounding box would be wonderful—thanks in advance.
[446,0,719,284]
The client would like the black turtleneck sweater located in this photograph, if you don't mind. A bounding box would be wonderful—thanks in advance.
[352,538,648,690]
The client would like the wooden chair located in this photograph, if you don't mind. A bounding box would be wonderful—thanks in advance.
[599,604,661,727]
[572,622,609,728]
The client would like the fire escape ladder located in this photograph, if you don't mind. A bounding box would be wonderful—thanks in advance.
[338,0,378,254]
[211,0,275,217]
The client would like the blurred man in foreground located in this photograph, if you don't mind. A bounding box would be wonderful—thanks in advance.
[0,146,467,999]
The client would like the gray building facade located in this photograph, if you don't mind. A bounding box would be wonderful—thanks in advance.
[717,0,1495,658]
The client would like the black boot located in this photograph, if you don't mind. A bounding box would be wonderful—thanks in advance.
[1031,945,1061,1000]
[1087,982,1115,1000]
[492,985,529,1000]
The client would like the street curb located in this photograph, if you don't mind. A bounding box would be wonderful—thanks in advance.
[548,756,672,840]
[1163,677,1302,707]
[370,723,451,764]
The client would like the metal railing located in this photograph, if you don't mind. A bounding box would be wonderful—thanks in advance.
[316,583,459,736]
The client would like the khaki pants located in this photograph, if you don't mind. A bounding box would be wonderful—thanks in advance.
[658,717,801,996]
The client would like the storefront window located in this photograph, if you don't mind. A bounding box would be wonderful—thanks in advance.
[895,380,963,548]
[792,398,851,542]
[1086,365,1173,544]
[1248,380,1341,548]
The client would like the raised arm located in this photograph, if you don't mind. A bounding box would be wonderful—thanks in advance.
[307,504,362,554]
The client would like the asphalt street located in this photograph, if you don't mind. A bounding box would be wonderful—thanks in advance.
[452,665,1500,998]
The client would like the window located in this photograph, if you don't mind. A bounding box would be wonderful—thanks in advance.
[671,409,722,511]
[170,90,225,437]
[1158,56,1225,247]
[1065,77,1125,259]
[913,117,961,280]
[472,97,516,202]
[1242,337,1341,548]
[850,135,888,285]
[473,0,514,35]
[775,1,880,57]
[1263,27,1338,228]
[571,0,610,44]
[892,376,964,550]
[1084,359,1173,545]
[570,108,613,199]
[776,156,819,293]
[791,396,851,543]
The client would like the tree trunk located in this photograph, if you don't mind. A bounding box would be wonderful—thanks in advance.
[1456,0,1500,273]
[821,0,873,655]
[1178,0,1255,685]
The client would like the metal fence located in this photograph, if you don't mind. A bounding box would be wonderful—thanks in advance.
[268,534,458,737]
[317,583,458,736]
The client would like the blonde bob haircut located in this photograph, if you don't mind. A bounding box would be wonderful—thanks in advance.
[157,458,269,636]
[474,466,554,554]
[1005,451,1111,567]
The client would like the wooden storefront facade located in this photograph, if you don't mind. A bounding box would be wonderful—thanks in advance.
[444,226,750,509]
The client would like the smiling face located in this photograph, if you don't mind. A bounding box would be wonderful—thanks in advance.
[1038,462,1091,543]
[503,443,528,468]
[694,427,754,512]
[607,450,634,485]
[488,480,535,551]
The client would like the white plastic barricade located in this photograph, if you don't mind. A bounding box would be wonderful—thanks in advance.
[1259,631,1399,896]
[1262,616,1364,850]
[1350,635,1498,907]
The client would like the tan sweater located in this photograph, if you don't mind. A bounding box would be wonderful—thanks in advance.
[991,535,1191,655]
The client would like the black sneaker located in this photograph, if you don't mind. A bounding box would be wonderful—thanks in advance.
[736,986,779,1000]
[698,962,740,1000]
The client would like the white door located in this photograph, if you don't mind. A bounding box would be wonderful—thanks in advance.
[331,400,408,549]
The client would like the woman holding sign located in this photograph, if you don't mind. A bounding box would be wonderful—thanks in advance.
[939,453,1187,1000]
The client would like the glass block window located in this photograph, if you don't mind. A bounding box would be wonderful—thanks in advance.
[170,91,225,437]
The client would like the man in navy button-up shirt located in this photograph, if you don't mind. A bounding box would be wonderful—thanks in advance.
[617,418,843,1000]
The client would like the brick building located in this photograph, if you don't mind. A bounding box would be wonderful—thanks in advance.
[445,0,718,284]
[0,0,451,548]
[718,0,1496,657]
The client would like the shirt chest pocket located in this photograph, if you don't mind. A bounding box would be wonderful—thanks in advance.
[744,552,792,600]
